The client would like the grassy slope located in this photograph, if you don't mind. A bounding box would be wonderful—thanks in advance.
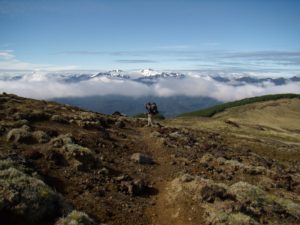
[167,98,300,151]
[178,93,300,117]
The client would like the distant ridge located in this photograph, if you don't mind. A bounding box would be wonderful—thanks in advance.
[178,93,300,117]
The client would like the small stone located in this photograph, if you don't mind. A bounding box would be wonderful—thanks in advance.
[131,153,154,164]
[180,174,194,182]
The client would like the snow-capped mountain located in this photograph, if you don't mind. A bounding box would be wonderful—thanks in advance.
[0,69,299,86]
[92,70,130,79]
[140,68,158,76]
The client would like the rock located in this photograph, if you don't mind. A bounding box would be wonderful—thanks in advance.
[179,174,194,182]
[55,210,95,225]
[115,120,125,128]
[46,150,66,166]
[199,153,215,165]
[0,165,62,223]
[200,183,230,203]
[32,130,50,143]
[120,179,147,196]
[6,125,34,144]
[131,153,154,164]
[150,131,161,138]
[99,167,109,175]
[115,174,130,181]
[168,131,182,139]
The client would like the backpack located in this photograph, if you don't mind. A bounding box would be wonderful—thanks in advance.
[150,103,159,115]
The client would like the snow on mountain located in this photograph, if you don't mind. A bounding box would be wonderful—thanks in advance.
[140,68,159,76]
[93,70,130,79]
[0,69,299,86]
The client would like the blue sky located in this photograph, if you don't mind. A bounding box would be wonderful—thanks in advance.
[0,0,300,73]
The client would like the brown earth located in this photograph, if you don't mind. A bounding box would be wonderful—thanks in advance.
[1,93,300,225]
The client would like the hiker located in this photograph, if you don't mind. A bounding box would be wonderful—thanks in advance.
[145,102,158,127]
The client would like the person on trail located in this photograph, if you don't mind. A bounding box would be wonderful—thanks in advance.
[145,102,158,127]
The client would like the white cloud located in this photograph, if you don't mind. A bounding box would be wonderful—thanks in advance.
[0,50,77,71]
[0,71,299,102]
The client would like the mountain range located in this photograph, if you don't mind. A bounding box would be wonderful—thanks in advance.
[1,68,299,86]
[1,69,299,117]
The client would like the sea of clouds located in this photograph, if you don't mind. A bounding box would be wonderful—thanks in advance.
[0,71,299,102]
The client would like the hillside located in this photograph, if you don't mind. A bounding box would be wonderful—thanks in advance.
[179,93,300,117]
[1,93,300,225]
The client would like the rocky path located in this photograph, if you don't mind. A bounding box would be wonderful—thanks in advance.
[133,125,300,225]
[134,127,205,225]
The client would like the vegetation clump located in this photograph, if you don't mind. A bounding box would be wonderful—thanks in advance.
[6,125,33,143]
[0,160,62,223]
[55,210,96,225]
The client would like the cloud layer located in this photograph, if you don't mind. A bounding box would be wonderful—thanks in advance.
[0,72,299,102]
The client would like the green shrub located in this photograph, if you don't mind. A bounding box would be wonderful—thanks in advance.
[0,165,61,223]
[55,210,95,225]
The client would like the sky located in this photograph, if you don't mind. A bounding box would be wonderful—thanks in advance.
[1,0,300,74]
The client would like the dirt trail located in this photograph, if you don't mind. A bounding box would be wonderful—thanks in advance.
[136,127,203,225]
